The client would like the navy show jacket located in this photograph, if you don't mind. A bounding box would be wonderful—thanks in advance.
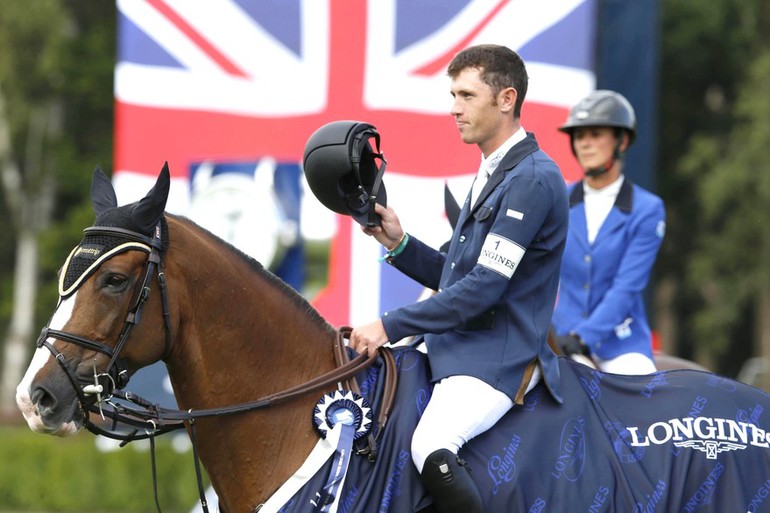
[381,134,568,403]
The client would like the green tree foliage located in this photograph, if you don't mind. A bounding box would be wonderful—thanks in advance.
[682,52,770,354]
[0,427,203,512]
[39,0,118,304]
[659,0,770,374]
[0,1,69,145]
[0,0,116,355]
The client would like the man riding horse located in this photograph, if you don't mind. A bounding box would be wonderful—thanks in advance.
[304,44,569,513]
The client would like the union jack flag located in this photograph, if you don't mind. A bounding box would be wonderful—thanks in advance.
[114,0,596,327]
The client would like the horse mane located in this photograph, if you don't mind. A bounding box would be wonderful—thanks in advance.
[169,214,335,334]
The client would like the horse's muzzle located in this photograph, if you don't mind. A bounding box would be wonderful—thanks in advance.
[16,376,85,437]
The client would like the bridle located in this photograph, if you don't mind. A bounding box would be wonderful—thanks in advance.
[36,218,384,512]
[36,222,171,426]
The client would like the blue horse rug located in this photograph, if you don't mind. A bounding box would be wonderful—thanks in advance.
[261,347,770,512]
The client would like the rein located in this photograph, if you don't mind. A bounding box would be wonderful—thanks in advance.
[41,220,391,512]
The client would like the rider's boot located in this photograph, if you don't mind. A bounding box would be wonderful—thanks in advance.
[420,449,485,513]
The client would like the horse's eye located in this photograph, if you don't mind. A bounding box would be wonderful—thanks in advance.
[106,274,128,289]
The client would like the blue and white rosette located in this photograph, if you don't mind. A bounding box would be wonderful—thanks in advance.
[313,390,372,440]
[310,390,372,511]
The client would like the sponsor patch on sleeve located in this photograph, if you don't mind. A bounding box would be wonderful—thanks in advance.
[477,233,525,279]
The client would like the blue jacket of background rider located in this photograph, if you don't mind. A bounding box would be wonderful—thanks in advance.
[551,178,666,361]
[380,133,568,405]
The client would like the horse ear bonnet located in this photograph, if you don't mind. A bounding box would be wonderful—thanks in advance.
[303,120,387,227]
[59,164,170,297]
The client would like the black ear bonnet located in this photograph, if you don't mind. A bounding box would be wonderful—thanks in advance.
[59,165,170,298]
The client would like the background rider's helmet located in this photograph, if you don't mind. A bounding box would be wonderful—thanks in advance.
[303,120,387,227]
[558,90,637,154]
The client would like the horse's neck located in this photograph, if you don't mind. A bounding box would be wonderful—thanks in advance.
[165,218,338,395]
[164,218,339,510]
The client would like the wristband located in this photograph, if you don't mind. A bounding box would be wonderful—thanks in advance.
[378,233,409,262]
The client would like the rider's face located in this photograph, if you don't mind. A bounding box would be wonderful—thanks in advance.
[572,126,620,171]
[450,67,510,157]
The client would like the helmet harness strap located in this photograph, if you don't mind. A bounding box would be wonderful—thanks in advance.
[350,129,388,227]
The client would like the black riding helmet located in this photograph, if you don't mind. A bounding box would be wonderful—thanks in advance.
[303,120,387,227]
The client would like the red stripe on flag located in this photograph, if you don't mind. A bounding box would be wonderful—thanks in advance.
[114,101,580,180]
[327,0,367,112]
[147,0,249,78]
[412,0,511,76]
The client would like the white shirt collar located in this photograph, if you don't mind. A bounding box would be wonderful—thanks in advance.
[582,175,625,245]
[583,174,625,197]
[480,127,527,177]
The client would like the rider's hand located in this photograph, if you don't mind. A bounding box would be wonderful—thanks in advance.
[349,320,389,358]
[361,204,404,250]
[555,333,590,357]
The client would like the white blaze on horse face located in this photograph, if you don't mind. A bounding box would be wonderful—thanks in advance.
[16,293,81,436]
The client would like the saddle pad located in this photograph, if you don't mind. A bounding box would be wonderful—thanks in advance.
[273,349,770,512]
[463,358,770,512]
[273,348,432,513]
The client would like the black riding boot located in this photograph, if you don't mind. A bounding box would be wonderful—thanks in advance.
[420,449,485,513]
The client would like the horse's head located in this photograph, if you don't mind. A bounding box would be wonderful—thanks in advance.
[16,165,171,436]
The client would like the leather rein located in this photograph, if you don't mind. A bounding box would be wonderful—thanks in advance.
[39,221,396,512]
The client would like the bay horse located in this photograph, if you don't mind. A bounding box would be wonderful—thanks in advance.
[16,166,770,512]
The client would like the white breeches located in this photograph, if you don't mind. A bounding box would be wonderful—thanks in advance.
[411,368,541,473]
[595,352,657,375]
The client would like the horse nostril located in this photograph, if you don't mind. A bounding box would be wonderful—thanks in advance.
[31,385,58,417]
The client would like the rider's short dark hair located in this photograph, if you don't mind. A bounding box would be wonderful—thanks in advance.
[447,44,528,119]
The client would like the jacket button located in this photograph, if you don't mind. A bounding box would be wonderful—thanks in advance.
[451,262,456,269]
[583,283,590,289]
[584,254,591,263]
[459,235,466,243]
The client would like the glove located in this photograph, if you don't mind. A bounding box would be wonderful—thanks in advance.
[554,333,590,357]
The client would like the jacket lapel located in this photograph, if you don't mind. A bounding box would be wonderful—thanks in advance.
[591,177,635,247]
[467,133,540,219]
